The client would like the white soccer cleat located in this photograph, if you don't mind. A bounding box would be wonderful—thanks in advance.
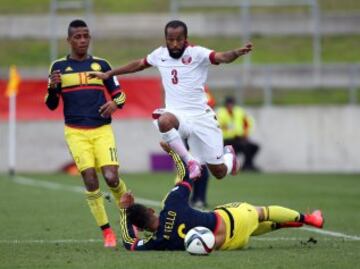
[224,145,240,175]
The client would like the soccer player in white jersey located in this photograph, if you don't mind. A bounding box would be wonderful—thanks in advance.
[89,20,252,180]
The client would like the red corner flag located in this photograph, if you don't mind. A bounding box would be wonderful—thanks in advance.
[5,65,21,97]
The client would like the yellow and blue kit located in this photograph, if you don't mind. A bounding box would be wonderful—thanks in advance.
[45,55,126,128]
[119,152,222,251]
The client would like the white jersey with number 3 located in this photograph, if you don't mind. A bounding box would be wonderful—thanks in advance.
[146,45,218,115]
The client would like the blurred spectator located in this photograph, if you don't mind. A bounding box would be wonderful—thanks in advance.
[217,96,261,172]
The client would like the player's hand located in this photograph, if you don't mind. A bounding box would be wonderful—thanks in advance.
[99,100,117,118]
[119,191,135,209]
[49,70,61,90]
[160,141,172,153]
[88,71,110,80]
[235,42,253,56]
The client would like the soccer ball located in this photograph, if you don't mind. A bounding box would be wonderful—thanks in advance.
[184,226,215,255]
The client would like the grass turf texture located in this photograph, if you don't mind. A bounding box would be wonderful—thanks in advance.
[0,172,359,269]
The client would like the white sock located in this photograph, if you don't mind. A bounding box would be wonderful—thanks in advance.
[223,153,234,175]
[161,128,192,163]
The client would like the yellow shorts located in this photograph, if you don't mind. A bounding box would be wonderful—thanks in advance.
[64,124,119,172]
[214,202,259,250]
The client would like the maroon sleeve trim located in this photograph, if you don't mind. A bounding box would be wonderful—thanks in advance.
[143,57,151,67]
[111,88,122,97]
[209,51,219,65]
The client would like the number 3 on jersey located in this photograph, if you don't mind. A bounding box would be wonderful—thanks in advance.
[171,69,178,84]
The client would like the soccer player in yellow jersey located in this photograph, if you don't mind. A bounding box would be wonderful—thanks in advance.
[119,142,324,251]
[45,19,127,247]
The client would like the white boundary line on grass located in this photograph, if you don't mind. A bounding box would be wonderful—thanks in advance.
[0,237,353,245]
[13,176,160,207]
[0,239,102,244]
[9,176,360,242]
[300,227,360,241]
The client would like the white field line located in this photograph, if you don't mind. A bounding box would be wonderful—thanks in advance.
[0,239,102,244]
[13,176,160,207]
[9,176,360,242]
[0,237,350,245]
[300,227,360,241]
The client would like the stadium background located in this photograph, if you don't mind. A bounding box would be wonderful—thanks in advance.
[0,1,359,268]
[1,0,360,173]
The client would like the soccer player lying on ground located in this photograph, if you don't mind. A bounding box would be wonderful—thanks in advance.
[118,142,324,251]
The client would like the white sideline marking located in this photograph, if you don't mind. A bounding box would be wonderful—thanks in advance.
[300,227,360,241]
[9,176,360,242]
[0,239,102,244]
[0,237,357,245]
[13,176,160,207]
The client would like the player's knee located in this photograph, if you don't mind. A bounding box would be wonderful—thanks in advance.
[83,177,99,191]
[158,113,178,132]
[208,165,227,180]
[82,169,99,191]
[213,172,226,180]
[103,170,119,187]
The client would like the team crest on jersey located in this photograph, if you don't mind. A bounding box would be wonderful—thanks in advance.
[181,56,192,65]
[90,62,101,71]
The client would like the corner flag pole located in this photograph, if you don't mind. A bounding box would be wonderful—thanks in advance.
[8,94,16,176]
[5,65,21,176]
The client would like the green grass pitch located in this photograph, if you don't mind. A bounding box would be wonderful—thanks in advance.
[0,172,359,269]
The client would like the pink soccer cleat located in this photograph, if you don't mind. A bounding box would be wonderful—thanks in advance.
[188,159,202,179]
[304,210,324,229]
[103,228,117,248]
[224,145,240,175]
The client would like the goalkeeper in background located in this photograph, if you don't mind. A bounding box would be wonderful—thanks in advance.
[45,19,127,247]
[118,142,324,251]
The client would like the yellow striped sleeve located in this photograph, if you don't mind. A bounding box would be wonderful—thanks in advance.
[169,150,186,181]
[119,209,136,245]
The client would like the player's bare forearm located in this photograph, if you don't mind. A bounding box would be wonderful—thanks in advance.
[108,59,148,76]
[88,59,149,80]
[215,43,253,64]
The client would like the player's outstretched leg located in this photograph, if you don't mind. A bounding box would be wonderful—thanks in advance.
[259,206,324,229]
[157,112,201,179]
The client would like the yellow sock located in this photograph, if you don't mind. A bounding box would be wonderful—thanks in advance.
[252,221,276,236]
[264,206,301,223]
[109,179,127,208]
[86,189,109,227]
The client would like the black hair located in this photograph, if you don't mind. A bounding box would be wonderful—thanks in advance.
[68,19,88,37]
[164,20,188,38]
[225,96,236,105]
[126,203,151,230]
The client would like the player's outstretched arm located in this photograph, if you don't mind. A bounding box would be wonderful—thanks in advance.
[214,42,253,64]
[88,58,150,80]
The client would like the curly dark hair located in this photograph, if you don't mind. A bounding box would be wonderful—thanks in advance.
[126,203,152,230]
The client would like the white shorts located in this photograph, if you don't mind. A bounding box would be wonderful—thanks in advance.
[153,108,224,165]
